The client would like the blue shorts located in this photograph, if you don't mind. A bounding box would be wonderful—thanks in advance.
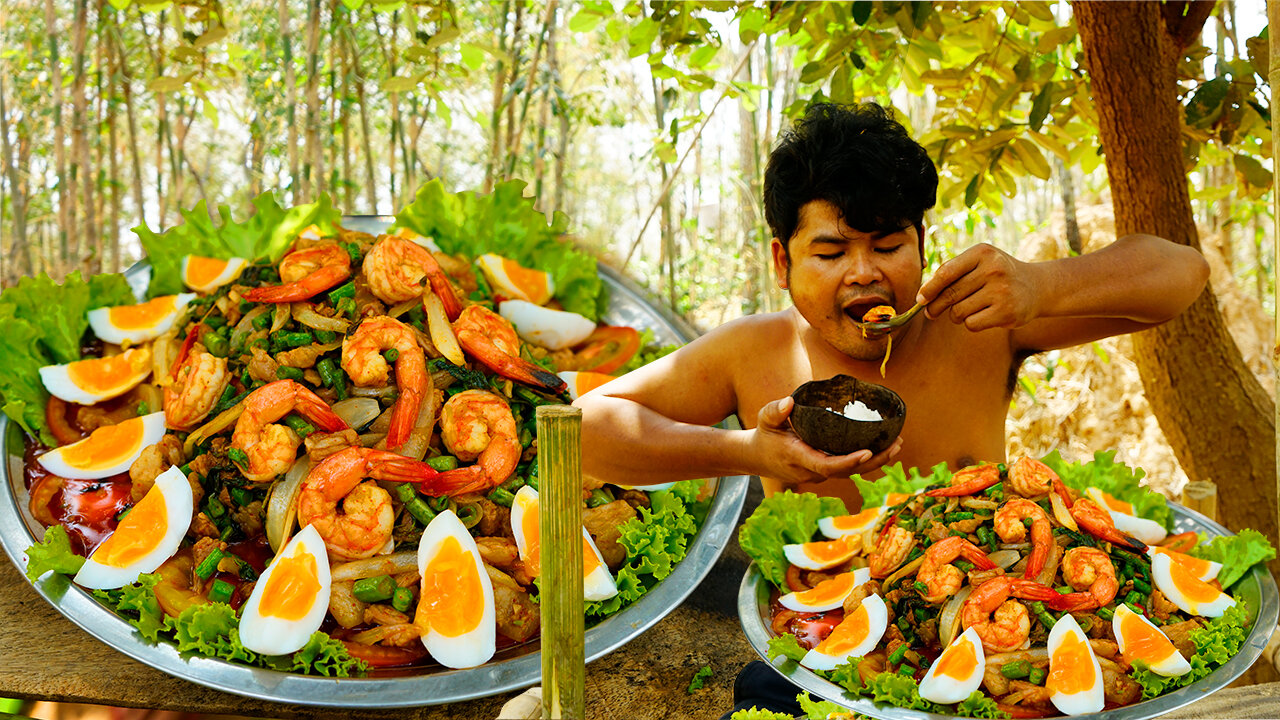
[718,660,803,719]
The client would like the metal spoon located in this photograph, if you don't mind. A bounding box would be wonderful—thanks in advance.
[854,300,925,337]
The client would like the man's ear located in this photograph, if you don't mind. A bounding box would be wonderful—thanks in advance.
[770,237,790,289]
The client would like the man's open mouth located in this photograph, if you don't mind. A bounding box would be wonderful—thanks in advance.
[843,298,892,323]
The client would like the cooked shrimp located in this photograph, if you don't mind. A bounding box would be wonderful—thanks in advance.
[433,389,522,495]
[1006,457,1058,499]
[916,536,997,604]
[361,235,463,318]
[1050,547,1119,612]
[868,525,915,578]
[244,244,351,303]
[1058,491,1147,552]
[962,576,1060,652]
[231,379,349,482]
[994,498,1053,580]
[297,446,444,560]
[163,347,230,431]
[341,317,428,451]
[452,305,566,393]
[924,463,1001,498]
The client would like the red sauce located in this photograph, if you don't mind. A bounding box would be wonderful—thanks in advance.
[23,437,133,556]
[768,592,845,649]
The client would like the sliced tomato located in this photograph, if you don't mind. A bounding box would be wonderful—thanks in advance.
[786,609,845,649]
[1161,532,1199,554]
[340,640,431,668]
[572,326,641,375]
[46,396,86,446]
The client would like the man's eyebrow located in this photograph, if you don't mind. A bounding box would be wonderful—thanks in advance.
[806,234,849,246]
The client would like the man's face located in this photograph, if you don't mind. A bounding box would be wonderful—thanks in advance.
[771,200,924,361]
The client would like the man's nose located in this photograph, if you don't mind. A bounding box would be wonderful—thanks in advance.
[842,251,881,285]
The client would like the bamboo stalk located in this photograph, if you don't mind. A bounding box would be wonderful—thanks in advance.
[536,404,585,720]
[1180,481,1218,522]
[1269,0,1279,567]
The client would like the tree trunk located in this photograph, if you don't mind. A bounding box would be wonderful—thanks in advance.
[1074,2,1276,567]
[46,0,70,270]
[109,17,146,230]
[281,0,298,203]
[303,0,322,199]
[1057,158,1081,255]
[483,0,511,192]
[71,0,96,275]
[0,74,30,279]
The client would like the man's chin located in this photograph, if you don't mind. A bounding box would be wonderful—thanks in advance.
[832,338,889,362]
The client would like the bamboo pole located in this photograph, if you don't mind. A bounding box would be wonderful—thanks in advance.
[1270,0,1279,587]
[536,404,585,720]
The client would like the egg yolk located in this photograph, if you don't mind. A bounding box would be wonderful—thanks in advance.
[935,636,979,680]
[883,493,911,506]
[519,497,541,576]
[1153,547,1214,579]
[793,573,857,607]
[1169,557,1220,604]
[67,349,150,394]
[258,551,322,621]
[494,257,552,303]
[1118,613,1175,664]
[1094,489,1134,515]
[93,489,167,568]
[833,508,881,532]
[582,535,602,576]
[802,538,857,564]
[109,296,177,330]
[59,417,147,469]
[1048,632,1095,695]
[185,256,231,288]
[419,536,484,637]
[816,601,871,655]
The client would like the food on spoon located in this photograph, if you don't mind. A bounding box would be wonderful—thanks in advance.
[861,305,897,324]
[239,524,332,656]
[39,347,152,404]
[476,253,555,305]
[87,294,196,344]
[73,465,193,590]
[38,411,167,480]
[828,400,882,421]
[181,255,248,293]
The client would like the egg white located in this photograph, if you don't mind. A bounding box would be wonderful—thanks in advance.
[919,627,986,704]
[239,524,332,656]
[1047,613,1104,715]
[498,300,595,351]
[1147,545,1221,582]
[582,528,618,601]
[783,537,860,571]
[477,253,554,304]
[87,293,196,345]
[1150,552,1236,617]
[182,255,248,293]
[779,567,870,613]
[39,347,152,404]
[38,412,168,480]
[800,593,887,672]
[818,508,885,540]
[418,509,495,668]
[72,465,193,590]
[1109,511,1167,544]
[510,485,539,571]
[1112,604,1191,676]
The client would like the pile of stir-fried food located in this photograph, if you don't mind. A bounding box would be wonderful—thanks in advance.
[764,458,1251,717]
[20,224,679,672]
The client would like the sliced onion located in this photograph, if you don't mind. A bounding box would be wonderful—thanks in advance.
[183,400,247,457]
[368,405,394,433]
[270,303,292,333]
[938,584,973,648]
[352,385,398,399]
[358,432,386,447]
[423,292,465,365]
[231,305,271,349]
[961,498,998,511]
[387,298,419,319]
[883,553,925,588]
[331,397,382,430]
[1050,491,1078,531]
[265,454,312,553]
[331,551,418,582]
[293,303,350,333]
[987,549,1022,570]
[151,331,178,383]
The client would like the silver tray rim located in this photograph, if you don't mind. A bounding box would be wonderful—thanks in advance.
[737,502,1279,720]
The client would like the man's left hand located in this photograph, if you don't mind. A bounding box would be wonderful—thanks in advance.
[916,243,1042,331]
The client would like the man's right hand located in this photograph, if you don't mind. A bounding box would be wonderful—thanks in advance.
[749,396,902,486]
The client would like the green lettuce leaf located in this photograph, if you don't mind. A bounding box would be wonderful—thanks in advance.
[0,306,54,445]
[730,708,795,720]
[393,179,606,319]
[1041,449,1173,530]
[616,328,681,375]
[23,525,86,581]
[824,658,1007,718]
[1189,529,1276,589]
[290,632,367,677]
[797,692,846,719]
[92,573,165,642]
[739,491,847,588]
[135,193,340,297]
[766,633,807,663]
[1129,599,1250,698]
[687,664,713,693]
[853,461,950,509]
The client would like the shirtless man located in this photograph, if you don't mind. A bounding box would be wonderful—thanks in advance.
[574,102,1209,512]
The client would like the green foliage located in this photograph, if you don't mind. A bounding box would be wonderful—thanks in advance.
[738,491,847,588]
[1041,449,1174,530]
[23,526,87,582]
[1189,529,1276,590]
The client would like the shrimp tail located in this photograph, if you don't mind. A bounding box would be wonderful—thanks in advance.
[385,388,423,451]
[925,464,1001,497]
[961,542,998,571]
[415,250,463,320]
[415,465,493,497]
[1008,579,1062,603]
[367,455,442,484]
[458,330,568,394]
[1046,591,1100,613]
[244,265,352,303]
[293,384,350,433]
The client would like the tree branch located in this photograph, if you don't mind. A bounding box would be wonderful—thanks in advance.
[1160,0,1214,50]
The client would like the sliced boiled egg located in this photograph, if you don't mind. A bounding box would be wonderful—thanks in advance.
[818,507,885,540]
[38,412,167,480]
[498,300,596,351]
[39,347,152,404]
[182,255,248,293]
[1113,604,1191,676]
[88,294,196,345]
[477,253,555,305]
[783,535,861,571]
[558,371,618,401]
[581,527,618,601]
[239,524,332,655]
[919,626,986,704]
[417,509,495,669]
[393,226,441,252]
[73,465,193,589]
[779,567,871,613]
[800,593,888,671]
[1047,613,1104,715]
[510,485,619,601]
[1085,487,1167,544]
[1147,545,1220,582]
[1151,551,1236,617]
[881,492,914,507]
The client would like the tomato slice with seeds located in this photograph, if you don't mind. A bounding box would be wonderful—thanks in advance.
[572,326,641,375]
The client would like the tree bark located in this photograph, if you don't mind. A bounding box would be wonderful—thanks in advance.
[303,0,322,199]
[0,73,30,279]
[1057,158,1081,255]
[281,0,298,203]
[45,0,70,270]
[483,0,511,192]
[1074,2,1276,563]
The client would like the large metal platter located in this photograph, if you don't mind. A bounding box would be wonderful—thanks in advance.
[0,216,749,707]
[738,502,1279,720]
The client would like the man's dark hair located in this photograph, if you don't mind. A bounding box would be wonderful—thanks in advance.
[763,102,938,252]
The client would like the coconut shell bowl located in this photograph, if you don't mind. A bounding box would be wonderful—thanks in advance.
[789,374,906,456]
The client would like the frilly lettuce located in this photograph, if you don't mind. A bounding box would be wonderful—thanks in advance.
[729,708,795,720]
[24,525,87,581]
[1189,528,1276,589]
[825,658,1007,718]
[739,491,847,588]
[135,192,340,297]
[797,693,846,718]
[1130,600,1251,699]
[766,633,807,663]
[853,461,950,509]
[1041,449,1173,530]
[393,179,606,319]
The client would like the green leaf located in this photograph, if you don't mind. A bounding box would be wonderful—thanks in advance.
[148,75,188,93]
[568,10,602,33]
[963,174,982,207]
[853,462,948,509]
[766,633,807,662]
[686,664,713,692]
[1028,82,1054,131]
[459,43,486,71]
[730,708,794,720]
[738,5,765,42]
[1011,138,1052,180]
[23,526,86,581]
[689,43,718,69]
[797,693,845,719]
[382,75,420,92]
[1189,529,1276,589]
[1233,154,1272,190]
[1185,77,1230,128]
[192,25,228,50]
[1040,450,1173,530]
[851,0,872,25]
[1036,25,1076,53]
[629,18,659,57]
[739,491,847,588]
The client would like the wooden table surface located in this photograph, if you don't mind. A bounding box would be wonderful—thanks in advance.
[2,485,1279,720]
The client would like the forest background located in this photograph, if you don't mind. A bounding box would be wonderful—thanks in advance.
[0,1,1276,554]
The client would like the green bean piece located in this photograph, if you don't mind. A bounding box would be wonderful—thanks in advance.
[391,586,413,613]
[945,511,975,521]
[179,463,192,476]
[219,524,236,542]
[526,472,540,492]
[204,334,230,359]
[1132,578,1153,595]
[913,606,929,622]
[276,366,305,381]
[954,559,974,573]
[227,448,249,469]
[456,503,482,529]
[996,463,1008,474]
[275,331,314,348]
[328,281,357,304]
[488,487,516,507]
[315,329,337,343]
[1037,610,1057,628]
[1125,602,1146,616]
[427,495,453,513]
[425,455,458,472]
[239,299,254,314]
[391,482,417,504]
[207,496,226,519]
[252,313,272,330]
[208,579,235,604]
[283,414,315,437]
[1055,585,1073,595]
[196,548,225,579]
[500,474,527,493]
[1077,615,1093,632]
[1027,667,1047,685]
[337,296,357,318]
[136,401,150,416]
[352,575,396,603]
[1095,606,1114,621]
[383,348,400,364]
[405,497,436,526]
[204,315,227,329]
[896,666,916,678]
[317,358,340,386]
[913,580,929,593]
[250,337,269,351]
[888,643,909,665]
[1001,660,1031,679]
[586,488,614,508]
[1125,590,1146,606]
